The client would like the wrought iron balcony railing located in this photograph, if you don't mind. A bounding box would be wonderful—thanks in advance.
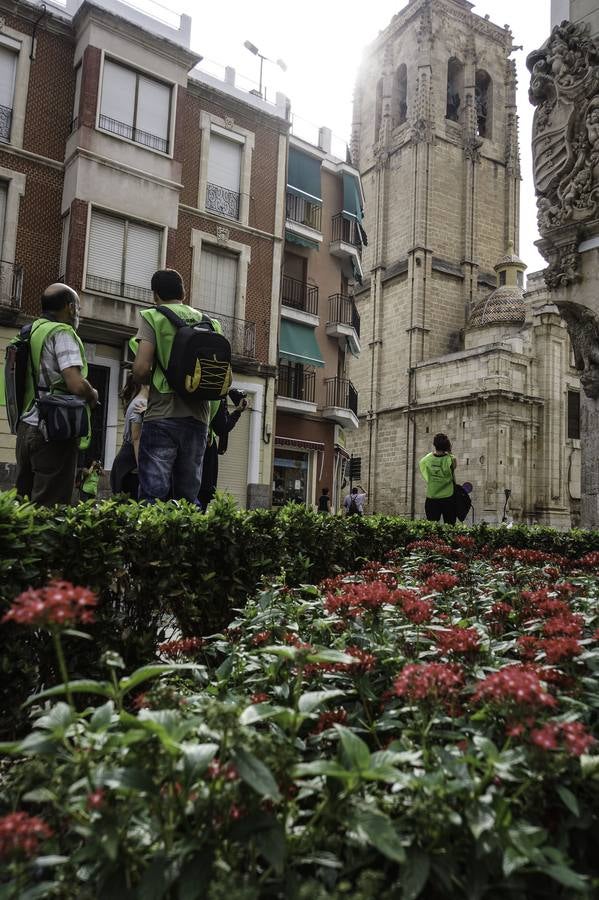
[85,273,153,304]
[278,363,315,403]
[328,293,360,337]
[0,104,12,142]
[282,274,319,315]
[331,213,362,249]
[324,376,358,415]
[286,191,322,232]
[0,260,23,310]
[203,308,256,359]
[98,114,168,153]
[206,183,241,220]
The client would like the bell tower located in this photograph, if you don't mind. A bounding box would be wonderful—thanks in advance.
[348,0,521,514]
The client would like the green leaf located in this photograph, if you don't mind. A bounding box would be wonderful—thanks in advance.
[503,846,528,877]
[36,702,74,734]
[232,748,281,801]
[33,855,69,868]
[335,725,371,772]
[401,850,430,900]
[256,645,297,660]
[17,732,58,755]
[351,806,406,863]
[298,690,345,713]
[255,822,286,874]
[90,701,115,732]
[178,851,212,900]
[239,703,284,726]
[580,754,599,777]
[119,664,199,695]
[467,807,495,840]
[544,864,587,890]
[22,788,56,803]
[306,649,353,664]
[292,760,351,780]
[557,785,580,818]
[63,628,93,640]
[24,680,113,706]
[138,855,170,900]
[182,743,219,780]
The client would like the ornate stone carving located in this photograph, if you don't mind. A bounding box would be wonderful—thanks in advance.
[557,303,599,399]
[528,21,599,237]
[224,116,234,130]
[464,134,483,162]
[0,17,6,31]
[543,241,582,290]
[216,226,230,245]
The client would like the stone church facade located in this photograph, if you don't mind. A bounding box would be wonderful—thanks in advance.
[347,0,581,525]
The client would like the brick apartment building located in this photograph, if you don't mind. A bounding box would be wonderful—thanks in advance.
[0,0,289,507]
[274,132,364,513]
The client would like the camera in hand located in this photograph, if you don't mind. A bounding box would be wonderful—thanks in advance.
[228,388,247,406]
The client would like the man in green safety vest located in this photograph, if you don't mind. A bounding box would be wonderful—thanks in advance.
[15,284,98,506]
[132,269,211,503]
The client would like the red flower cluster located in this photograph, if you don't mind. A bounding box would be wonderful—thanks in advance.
[394,662,464,706]
[516,635,540,661]
[423,573,460,594]
[250,692,270,704]
[486,601,513,635]
[579,551,599,569]
[2,580,97,628]
[543,615,583,639]
[400,593,433,625]
[0,812,53,860]
[325,581,398,617]
[498,547,566,567]
[414,562,438,582]
[542,638,582,665]
[434,626,481,657]
[251,630,272,646]
[311,707,348,734]
[519,590,570,620]
[207,759,239,782]
[157,636,204,657]
[472,665,556,710]
[452,536,476,550]
[86,789,106,811]
[530,721,595,756]
[359,562,398,589]
[305,645,377,677]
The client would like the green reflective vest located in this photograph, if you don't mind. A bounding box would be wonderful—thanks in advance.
[24,319,91,449]
[418,452,455,499]
[81,470,100,496]
[138,304,223,395]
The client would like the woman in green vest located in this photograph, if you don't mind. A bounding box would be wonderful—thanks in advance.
[418,433,457,524]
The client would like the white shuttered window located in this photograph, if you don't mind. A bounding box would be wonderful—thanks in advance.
[0,181,7,255]
[86,210,161,301]
[199,247,237,319]
[0,46,17,141]
[208,134,242,193]
[99,59,171,153]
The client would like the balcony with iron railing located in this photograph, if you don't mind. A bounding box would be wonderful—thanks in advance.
[98,114,169,153]
[286,191,322,233]
[277,363,316,409]
[206,183,240,220]
[85,273,154,304]
[322,376,359,430]
[0,260,23,318]
[326,293,361,355]
[330,214,363,282]
[281,274,319,317]
[203,309,256,359]
[0,105,12,143]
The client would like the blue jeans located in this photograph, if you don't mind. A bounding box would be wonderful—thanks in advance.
[138,417,208,503]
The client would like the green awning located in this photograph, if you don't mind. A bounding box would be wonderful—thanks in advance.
[342,172,363,224]
[279,320,324,367]
[285,230,320,250]
[288,148,322,203]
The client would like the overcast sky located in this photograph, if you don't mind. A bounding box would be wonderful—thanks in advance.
[150,0,551,276]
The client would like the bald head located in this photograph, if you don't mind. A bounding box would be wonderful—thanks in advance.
[41,283,79,315]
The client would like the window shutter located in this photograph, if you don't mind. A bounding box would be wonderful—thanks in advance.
[72,66,82,125]
[100,60,136,129]
[0,46,17,110]
[136,76,170,146]
[87,212,125,284]
[59,212,70,278]
[199,246,237,319]
[124,222,161,289]
[216,403,250,508]
[208,133,242,193]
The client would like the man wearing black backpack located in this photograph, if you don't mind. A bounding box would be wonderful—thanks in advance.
[14,284,98,506]
[132,269,228,503]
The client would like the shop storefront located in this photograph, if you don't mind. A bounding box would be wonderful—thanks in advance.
[272,436,324,507]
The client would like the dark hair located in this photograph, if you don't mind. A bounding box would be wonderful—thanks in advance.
[433,433,452,453]
[41,284,78,314]
[151,269,184,302]
[351,486,359,494]
[120,373,141,411]
[321,487,329,495]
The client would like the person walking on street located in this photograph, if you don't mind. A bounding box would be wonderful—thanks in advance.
[15,284,98,506]
[317,487,331,513]
[344,485,366,516]
[198,390,248,510]
[110,374,148,498]
[419,433,457,525]
[132,269,212,503]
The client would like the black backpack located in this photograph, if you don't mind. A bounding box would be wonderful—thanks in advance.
[348,496,360,516]
[4,323,33,434]
[155,306,232,403]
[454,483,472,522]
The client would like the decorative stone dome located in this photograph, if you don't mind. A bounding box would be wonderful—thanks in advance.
[468,285,526,328]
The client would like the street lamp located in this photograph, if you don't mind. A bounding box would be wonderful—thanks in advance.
[243,40,287,97]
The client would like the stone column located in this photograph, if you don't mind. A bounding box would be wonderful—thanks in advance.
[528,19,599,527]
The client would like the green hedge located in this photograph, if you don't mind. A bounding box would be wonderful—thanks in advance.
[1,488,599,736]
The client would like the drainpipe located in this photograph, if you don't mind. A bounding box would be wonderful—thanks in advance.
[30,4,47,60]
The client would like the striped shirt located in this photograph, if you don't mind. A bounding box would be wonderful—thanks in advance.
[22,331,84,427]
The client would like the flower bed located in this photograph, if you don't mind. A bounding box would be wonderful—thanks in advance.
[2,536,599,897]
